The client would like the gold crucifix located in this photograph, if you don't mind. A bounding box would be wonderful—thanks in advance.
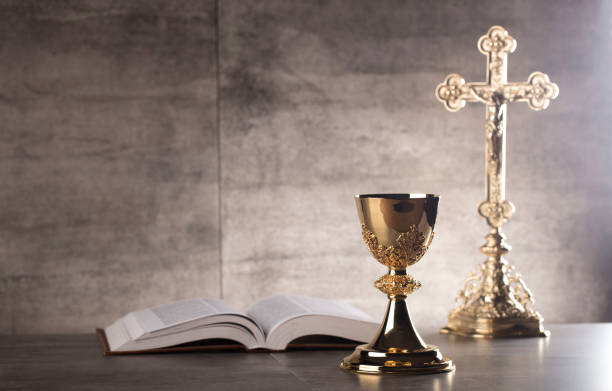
[435,26,558,338]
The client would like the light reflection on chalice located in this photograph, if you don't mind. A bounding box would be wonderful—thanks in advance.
[341,194,454,374]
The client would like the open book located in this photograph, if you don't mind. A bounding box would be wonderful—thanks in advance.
[98,294,379,354]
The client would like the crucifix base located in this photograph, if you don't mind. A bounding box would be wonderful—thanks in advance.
[440,229,549,339]
[441,310,549,339]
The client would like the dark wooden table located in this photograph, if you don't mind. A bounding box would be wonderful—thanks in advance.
[2,324,610,390]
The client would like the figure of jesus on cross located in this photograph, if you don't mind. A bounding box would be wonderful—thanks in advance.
[436,26,558,338]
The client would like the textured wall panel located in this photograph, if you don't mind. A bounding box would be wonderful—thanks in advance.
[0,0,220,333]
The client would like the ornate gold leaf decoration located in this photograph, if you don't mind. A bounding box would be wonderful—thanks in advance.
[450,231,540,319]
[374,274,422,296]
[453,263,539,320]
[361,224,431,269]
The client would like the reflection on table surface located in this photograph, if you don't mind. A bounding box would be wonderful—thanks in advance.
[2,324,611,391]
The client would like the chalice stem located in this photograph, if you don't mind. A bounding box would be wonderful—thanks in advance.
[368,270,427,352]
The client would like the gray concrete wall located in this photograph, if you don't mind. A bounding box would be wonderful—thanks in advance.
[0,1,220,333]
[2,0,611,334]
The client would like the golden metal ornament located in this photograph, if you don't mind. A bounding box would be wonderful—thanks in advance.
[435,26,558,338]
[341,194,454,374]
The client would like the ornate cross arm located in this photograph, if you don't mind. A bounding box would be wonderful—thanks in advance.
[504,72,559,110]
[435,74,485,111]
[436,72,559,112]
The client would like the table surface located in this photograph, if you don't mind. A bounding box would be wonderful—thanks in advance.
[2,323,611,391]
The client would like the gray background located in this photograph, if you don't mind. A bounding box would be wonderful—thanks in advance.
[1,0,610,334]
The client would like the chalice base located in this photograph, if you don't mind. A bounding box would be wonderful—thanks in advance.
[440,311,550,338]
[340,344,454,375]
[340,296,454,375]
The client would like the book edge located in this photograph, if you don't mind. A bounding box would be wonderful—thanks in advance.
[95,328,248,355]
[95,328,361,355]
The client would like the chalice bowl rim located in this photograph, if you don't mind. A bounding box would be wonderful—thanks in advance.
[355,193,439,200]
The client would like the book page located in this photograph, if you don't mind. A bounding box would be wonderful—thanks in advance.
[132,297,242,334]
[247,295,373,337]
[288,295,372,321]
[105,297,270,351]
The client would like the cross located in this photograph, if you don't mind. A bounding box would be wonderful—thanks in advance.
[435,26,559,228]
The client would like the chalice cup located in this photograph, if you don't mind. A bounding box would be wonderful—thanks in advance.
[341,194,454,374]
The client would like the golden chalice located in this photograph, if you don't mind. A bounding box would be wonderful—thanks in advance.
[341,194,454,374]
